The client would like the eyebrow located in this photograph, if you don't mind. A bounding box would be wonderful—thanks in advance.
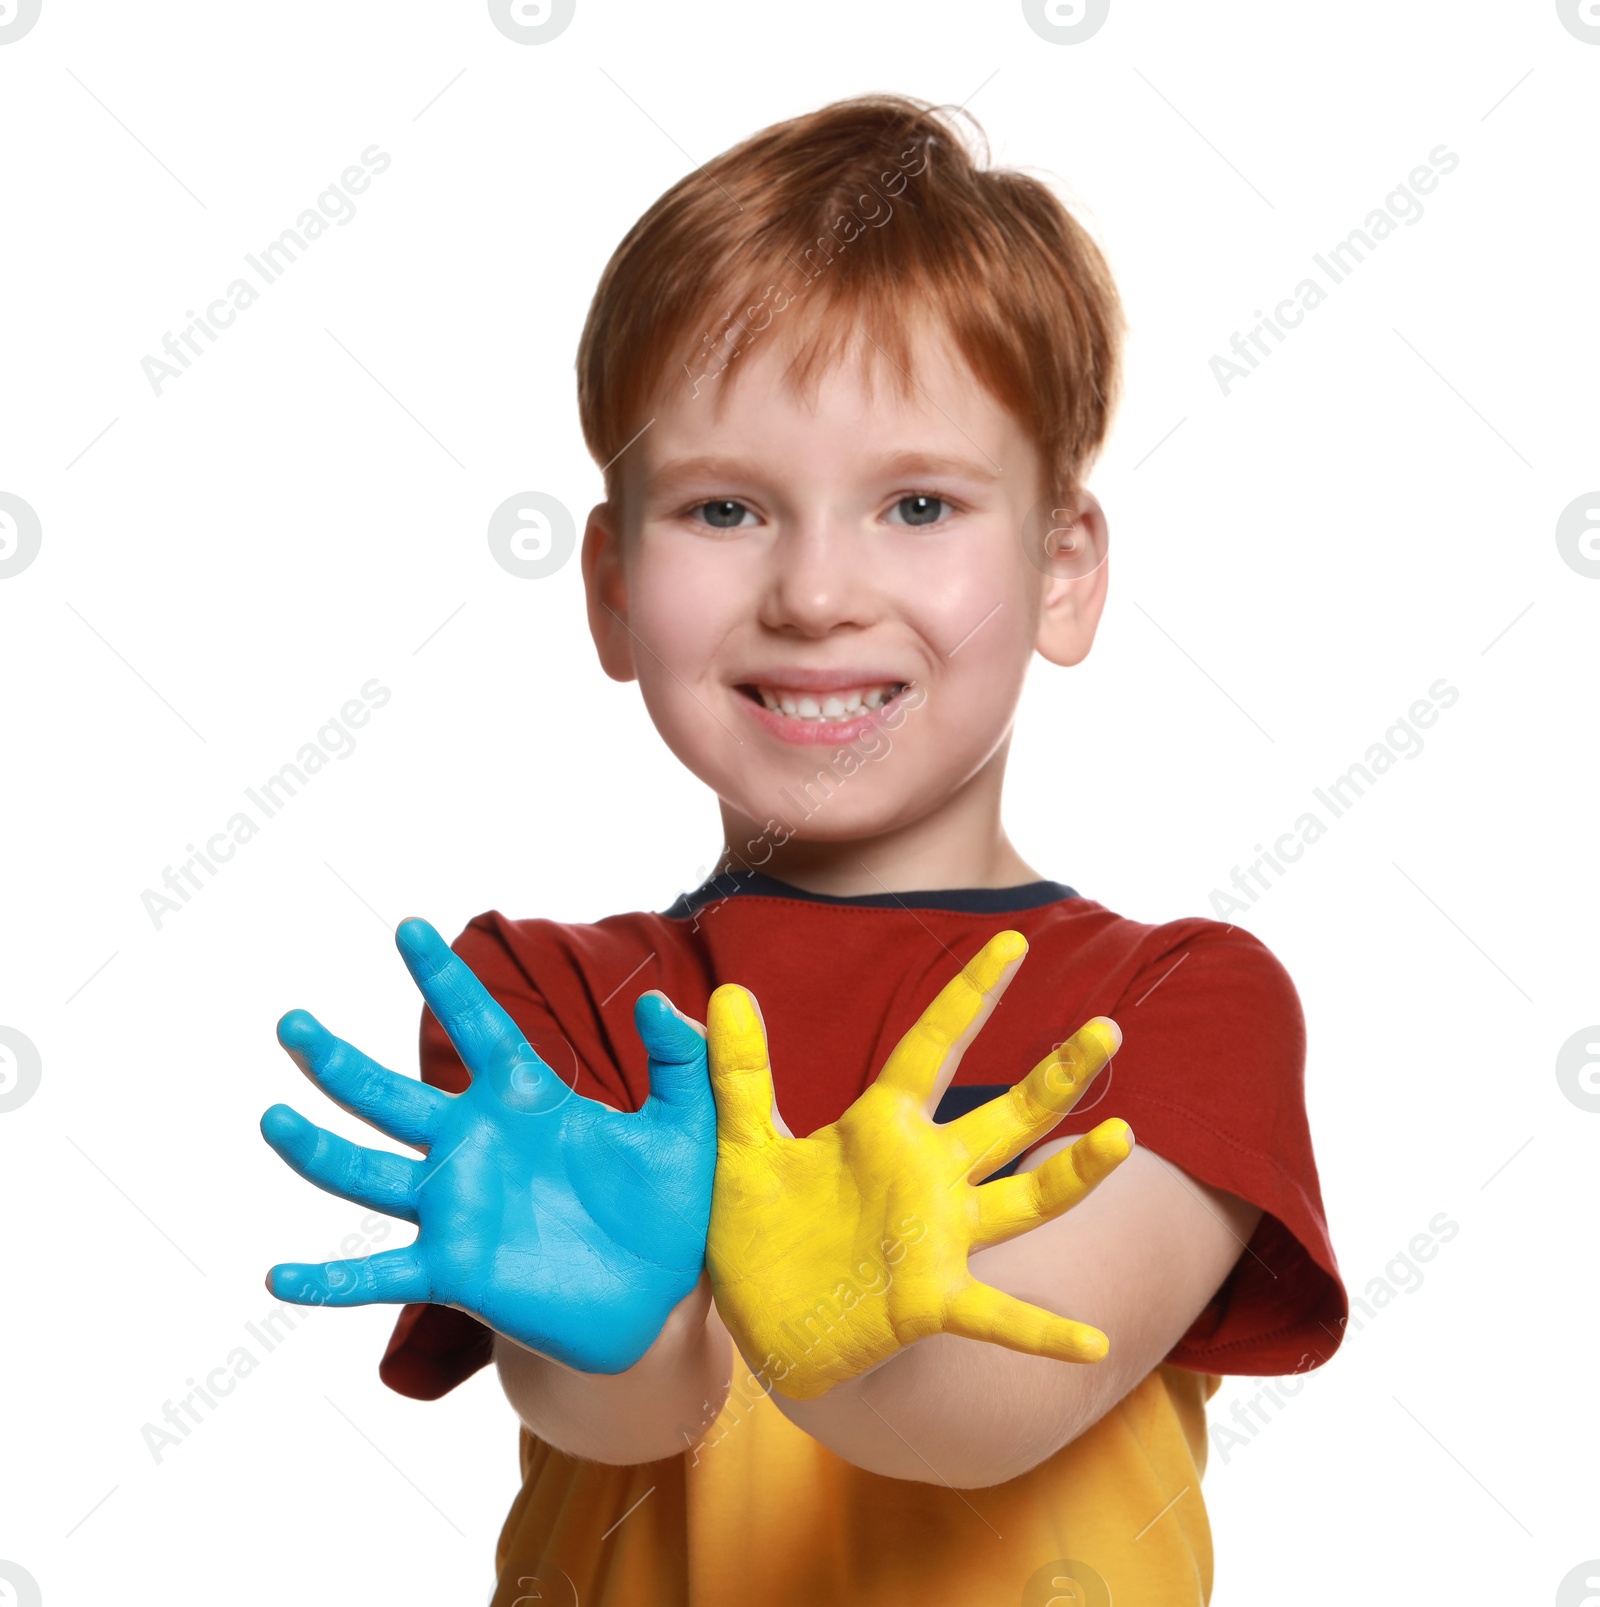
[644,449,1003,494]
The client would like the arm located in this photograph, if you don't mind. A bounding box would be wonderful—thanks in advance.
[260,917,721,1465]
[494,1270,734,1465]
[702,926,1264,1486]
[764,1135,1261,1487]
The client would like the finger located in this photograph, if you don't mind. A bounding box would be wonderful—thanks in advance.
[947,1016,1121,1180]
[277,1008,449,1151]
[394,917,563,1109]
[266,1246,431,1308]
[969,1118,1135,1250]
[634,990,710,1111]
[943,1276,1110,1364]
[259,1103,424,1224]
[875,930,1029,1108]
[705,983,777,1146]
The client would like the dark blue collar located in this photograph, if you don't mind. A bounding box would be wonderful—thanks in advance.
[662,867,1079,919]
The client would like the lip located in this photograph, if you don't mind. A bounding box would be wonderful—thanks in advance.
[732,679,915,746]
[733,666,909,695]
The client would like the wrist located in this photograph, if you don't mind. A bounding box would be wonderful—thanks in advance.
[663,1272,735,1452]
[493,1270,732,1465]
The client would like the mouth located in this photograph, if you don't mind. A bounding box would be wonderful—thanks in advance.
[735,680,908,723]
[732,677,914,744]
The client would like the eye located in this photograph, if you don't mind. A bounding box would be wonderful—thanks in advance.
[688,499,756,530]
[887,492,955,528]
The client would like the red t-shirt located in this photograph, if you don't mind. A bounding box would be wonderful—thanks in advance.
[379,872,1346,1400]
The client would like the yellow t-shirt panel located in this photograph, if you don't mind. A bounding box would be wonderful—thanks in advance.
[490,1356,1222,1607]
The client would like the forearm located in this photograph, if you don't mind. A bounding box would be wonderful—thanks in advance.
[765,1143,1263,1487]
[495,1270,733,1465]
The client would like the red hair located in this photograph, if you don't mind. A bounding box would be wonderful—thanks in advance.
[576,92,1125,511]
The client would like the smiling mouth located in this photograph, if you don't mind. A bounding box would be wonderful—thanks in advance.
[735,681,909,724]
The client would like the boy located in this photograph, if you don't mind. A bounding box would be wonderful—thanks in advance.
[266,93,1346,1604]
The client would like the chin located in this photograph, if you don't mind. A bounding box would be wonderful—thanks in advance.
[729,776,929,846]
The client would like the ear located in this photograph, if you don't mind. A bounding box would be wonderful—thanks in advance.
[1034,488,1109,669]
[581,501,638,683]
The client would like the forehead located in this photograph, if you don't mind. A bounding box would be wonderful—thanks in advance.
[622,314,1028,502]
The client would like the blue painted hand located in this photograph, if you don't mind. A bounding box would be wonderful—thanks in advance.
[260,917,714,1374]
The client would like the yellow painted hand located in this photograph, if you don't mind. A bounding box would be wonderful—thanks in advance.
[705,929,1134,1401]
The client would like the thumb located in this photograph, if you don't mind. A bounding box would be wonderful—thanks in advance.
[706,983,780,1146]
[770,1095,795,1141]
[633,991,709,1111]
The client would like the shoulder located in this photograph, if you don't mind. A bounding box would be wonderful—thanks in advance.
[1084,907,1309,1127]
[445,903,692,981]
[1022,899,1308,1091]
[1028,895,1301,1021]
[1132,911,1300,1010]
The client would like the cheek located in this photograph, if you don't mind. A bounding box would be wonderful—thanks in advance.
[934,637,1031,739]
[913,555,1035,698]
[627,549,735,672]
[622,550,750,756]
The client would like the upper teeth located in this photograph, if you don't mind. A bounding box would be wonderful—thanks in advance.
[756,683,902,721]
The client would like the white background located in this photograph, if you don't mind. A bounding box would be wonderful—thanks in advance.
[1,2,1595,1603]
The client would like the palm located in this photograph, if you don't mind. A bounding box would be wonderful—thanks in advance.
[392,1086,705,1357]
[261,917,714,1374]
[706,930,1134,1400]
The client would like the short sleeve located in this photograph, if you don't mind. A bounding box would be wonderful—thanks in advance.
[377,913,624,1401]
[1082,922,1347,1377]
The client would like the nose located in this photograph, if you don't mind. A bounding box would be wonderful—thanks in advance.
[756,513,879,637]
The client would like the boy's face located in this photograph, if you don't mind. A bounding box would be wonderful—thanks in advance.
[583,317,1107,857]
